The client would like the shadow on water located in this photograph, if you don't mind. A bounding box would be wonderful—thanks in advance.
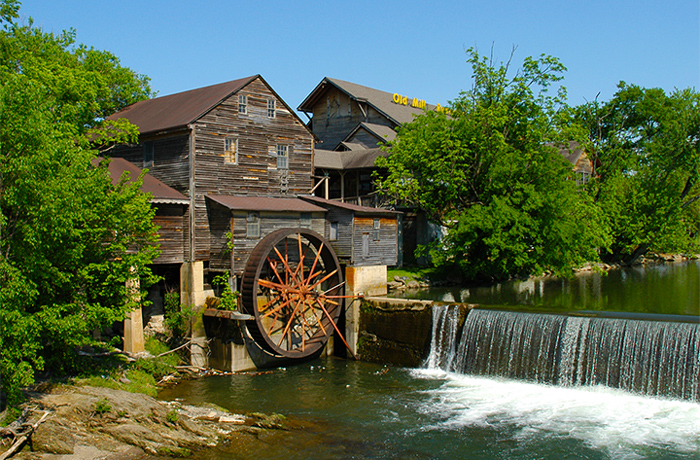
[391,260,700,316]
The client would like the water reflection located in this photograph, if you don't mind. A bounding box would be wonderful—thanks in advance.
[393,260,700,316]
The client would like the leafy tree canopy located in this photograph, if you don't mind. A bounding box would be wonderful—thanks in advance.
[577,84,700,263]
[0,1,158,407]
[377,48,608,281]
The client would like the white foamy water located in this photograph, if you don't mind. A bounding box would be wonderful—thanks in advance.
[411,369,700,459]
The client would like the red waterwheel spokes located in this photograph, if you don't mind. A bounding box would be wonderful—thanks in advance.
[241,229,355,359]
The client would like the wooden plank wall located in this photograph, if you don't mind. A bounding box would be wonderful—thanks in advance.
[193,77,315,262]
[352,216,398,267]
[322,207,354,264]
[226,212,325,276]
[152,204,187,264]
[310,87,395,150]
[109,133,191,195]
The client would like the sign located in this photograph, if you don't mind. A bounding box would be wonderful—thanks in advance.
[391,93,452,115]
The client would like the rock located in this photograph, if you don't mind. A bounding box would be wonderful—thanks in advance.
[31,420,75,454]
[12,385,284,460]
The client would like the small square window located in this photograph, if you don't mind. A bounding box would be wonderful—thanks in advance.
[224,137,238,164]
[247,212,260,238]
[238,94,247,114]
[267,99,276,118]
[276,145,288,169]
[143,142,154,168]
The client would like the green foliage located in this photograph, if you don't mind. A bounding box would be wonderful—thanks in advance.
[0,2,157,408]
[163,290,194,338]
[93,398,112,415]
[377,48,608,281]
[212,272,238,311]
[166,408,180,424]
[576,84,700,263]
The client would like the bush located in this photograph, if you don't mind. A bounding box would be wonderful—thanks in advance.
[163,291,194,338]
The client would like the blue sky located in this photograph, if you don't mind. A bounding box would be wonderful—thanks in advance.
[20,0,700,116]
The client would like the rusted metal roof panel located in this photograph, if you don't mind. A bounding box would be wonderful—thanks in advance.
[106,76,257,135]
[102,157,189,203]
[314,148,387,170]
[300,195,400,216]
[206,195,327,213]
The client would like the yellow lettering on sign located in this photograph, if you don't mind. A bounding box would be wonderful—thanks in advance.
[392,93,408,105]
[411,98,426,109]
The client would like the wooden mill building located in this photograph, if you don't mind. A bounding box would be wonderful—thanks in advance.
[105,75,401,310]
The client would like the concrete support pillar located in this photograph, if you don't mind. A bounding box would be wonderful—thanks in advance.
[123,272,144,355]
[344,265,388,357]
[181,261,209,368]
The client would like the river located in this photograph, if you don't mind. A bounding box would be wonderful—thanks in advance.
[159,261,700,459]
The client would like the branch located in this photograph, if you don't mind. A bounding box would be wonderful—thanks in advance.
[0,410,50,460]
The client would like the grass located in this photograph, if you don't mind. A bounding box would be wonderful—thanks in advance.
[75,336,181,397]
[387,266,437,282]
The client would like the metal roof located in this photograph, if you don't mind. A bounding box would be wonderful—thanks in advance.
[206,195,327,213]
[298,77,438,126]
[314,148,388,170]
[300,195,400,216]
[106,76,257,135]
[102,157,189,204]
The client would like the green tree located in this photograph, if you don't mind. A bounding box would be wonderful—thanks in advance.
[377,48,608,281]
[0,2,158,407]
[577,84,700,263]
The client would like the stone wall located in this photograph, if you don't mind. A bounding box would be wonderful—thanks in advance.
[357,297,434,367]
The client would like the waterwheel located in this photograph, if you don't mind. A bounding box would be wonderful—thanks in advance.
[240,228,352,360]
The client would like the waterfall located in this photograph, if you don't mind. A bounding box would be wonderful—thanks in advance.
[427,307,700,401]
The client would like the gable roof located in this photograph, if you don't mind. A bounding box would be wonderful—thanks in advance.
[341,122,397,148]
[107,76,257,135]
[107,75,312,139]
[298,77,438,126]
[101,157,189,204]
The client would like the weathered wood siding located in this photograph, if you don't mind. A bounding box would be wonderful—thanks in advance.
[192,77,315,262]
[152,204,187,264]
[352,216,398,266]
[311,87,395,150]
[322,208,354,264]
[220,212,325,275]
[108,133,191,195]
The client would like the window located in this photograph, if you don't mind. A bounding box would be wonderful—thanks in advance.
[362,233,370,258]
[224,137,238,164]
[276,145,288,169]
[246,212,260,238]
[329,222,338,241]
[300,212,311,228]
[143,142,154,168]
[238,94,247,114]
[373,218,381,241]
[267,98,276,118]
[576,171,591,186]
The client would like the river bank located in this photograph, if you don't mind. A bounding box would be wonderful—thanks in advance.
[1,384,291,459]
